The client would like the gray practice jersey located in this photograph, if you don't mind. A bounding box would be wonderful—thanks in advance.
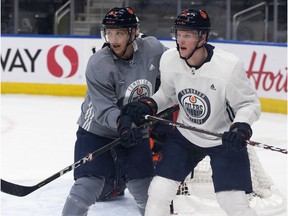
[152,44,261,148]
[77,36,166,138]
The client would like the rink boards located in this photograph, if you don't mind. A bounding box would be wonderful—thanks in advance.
[1,35,287,114]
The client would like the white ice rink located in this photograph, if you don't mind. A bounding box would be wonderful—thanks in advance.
[1,94,287,216]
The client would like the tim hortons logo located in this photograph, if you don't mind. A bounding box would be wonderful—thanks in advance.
[246,51,287,93]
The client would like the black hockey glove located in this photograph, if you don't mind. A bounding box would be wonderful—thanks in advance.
[117,115,148,148]
[222,122,252,151]
[121,97,158,126]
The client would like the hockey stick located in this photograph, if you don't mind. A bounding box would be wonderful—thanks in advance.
[1,105,179,197]
[145,115,288,155]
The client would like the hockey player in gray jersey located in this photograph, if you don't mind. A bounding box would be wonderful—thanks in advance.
[120,9,261,216]
[62,7,167,216]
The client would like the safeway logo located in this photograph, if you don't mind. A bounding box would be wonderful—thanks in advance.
[47,45,79,78]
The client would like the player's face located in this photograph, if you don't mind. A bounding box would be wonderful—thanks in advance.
[176,30,199,58]
[105,28,131,56]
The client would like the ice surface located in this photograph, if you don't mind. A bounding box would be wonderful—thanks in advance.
[1,94,287,216]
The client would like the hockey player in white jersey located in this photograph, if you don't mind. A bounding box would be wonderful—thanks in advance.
[62,7,167,216]
[120,9,261,216]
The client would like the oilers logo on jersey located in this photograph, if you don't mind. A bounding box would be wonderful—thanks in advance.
[124,79,153,104]
[178,88,211,124]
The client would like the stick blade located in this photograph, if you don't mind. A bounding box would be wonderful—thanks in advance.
[1,179,37,197]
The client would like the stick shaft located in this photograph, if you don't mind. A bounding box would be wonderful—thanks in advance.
[1,105,180,197]
[145,115,287,155]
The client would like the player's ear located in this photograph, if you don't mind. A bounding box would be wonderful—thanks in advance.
[200,31,207,44]
[199,31,208,46]
[131,27,138,37]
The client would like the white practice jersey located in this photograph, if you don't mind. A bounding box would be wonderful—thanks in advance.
[152,44,261,148]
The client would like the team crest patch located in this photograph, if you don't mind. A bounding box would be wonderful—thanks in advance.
[124,79,153,104]
[178,88,211,124]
